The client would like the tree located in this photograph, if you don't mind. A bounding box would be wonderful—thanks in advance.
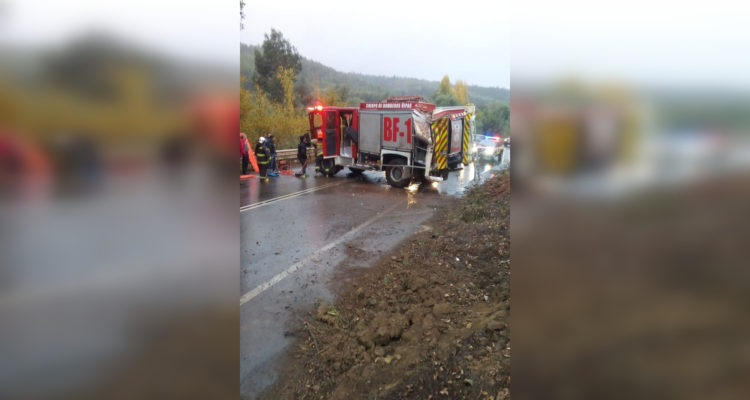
[253,29,302,103]
[431,75,467,106]
[240,1,245,29]
[276,66,295,112]
[240,81,308,149]
[476,101,510,136]
[433,91,460,107]
[321,85,348,106]
[454,80,469,105]
[240,77,250,118]
[439,75,452,96]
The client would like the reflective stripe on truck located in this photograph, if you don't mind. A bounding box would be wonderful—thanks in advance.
[431,117,449,169]
[463,113,471,164]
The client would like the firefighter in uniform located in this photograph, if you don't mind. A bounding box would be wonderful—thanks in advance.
[313,139,324,175]
[255,136,270,181]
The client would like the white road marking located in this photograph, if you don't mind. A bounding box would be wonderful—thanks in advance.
[239,202,401,306]
[240,181,347,212]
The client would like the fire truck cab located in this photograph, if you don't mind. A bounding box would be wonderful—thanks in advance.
[308,97,443,188]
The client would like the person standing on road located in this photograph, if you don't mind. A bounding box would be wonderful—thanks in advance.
[240,132,250,175]
[255,136,270,181]
[266,133,279,176]
[297,134,309,178]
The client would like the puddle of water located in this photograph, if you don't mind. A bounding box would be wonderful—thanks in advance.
[330,155,509,197]
[432,157,505,196]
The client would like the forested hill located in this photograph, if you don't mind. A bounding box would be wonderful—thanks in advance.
[241,43,508,106]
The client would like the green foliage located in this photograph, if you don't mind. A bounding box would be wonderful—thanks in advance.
[240,82,308,149]
[242,43,508,107]
[253,29,302,103]
[321,85,349,106]
[240,43,256,91]
[432,91,460,107]
[475,101,510,136]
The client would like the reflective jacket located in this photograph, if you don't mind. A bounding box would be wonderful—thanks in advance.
[255,143,269,164]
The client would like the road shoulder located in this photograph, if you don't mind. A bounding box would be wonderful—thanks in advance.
[259,171,511,400]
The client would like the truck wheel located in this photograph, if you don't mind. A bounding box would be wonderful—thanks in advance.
[348,168,364,177]
[386,158,411,188]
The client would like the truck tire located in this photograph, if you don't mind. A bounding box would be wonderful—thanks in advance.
[386,158,411,188]
[348,167,364,177]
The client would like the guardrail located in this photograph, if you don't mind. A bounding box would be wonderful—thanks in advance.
[275,148,315,161]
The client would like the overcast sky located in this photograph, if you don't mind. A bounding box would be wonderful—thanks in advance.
[3,1,748,90]
[241,0,511,88]
[0,0,237,67]
[513,0,750,89]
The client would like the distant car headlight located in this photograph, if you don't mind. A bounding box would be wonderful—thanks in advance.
[471,145,477,153]
[483,147,494,156]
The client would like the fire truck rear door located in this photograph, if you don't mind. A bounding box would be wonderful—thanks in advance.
[324,110,339,156]
[449,118,463,155]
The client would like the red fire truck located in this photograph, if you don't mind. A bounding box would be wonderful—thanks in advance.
[307,96,473,188]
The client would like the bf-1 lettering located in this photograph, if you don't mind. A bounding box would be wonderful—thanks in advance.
[383,117,412,144]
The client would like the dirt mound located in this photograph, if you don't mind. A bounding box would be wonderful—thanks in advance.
[261,171,510,400]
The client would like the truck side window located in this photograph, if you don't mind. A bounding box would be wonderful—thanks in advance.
[326,112,336,130]
[313,113,322,129]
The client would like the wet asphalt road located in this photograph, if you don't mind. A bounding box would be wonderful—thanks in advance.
[0,172,236,399]
[239,152,508,398]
